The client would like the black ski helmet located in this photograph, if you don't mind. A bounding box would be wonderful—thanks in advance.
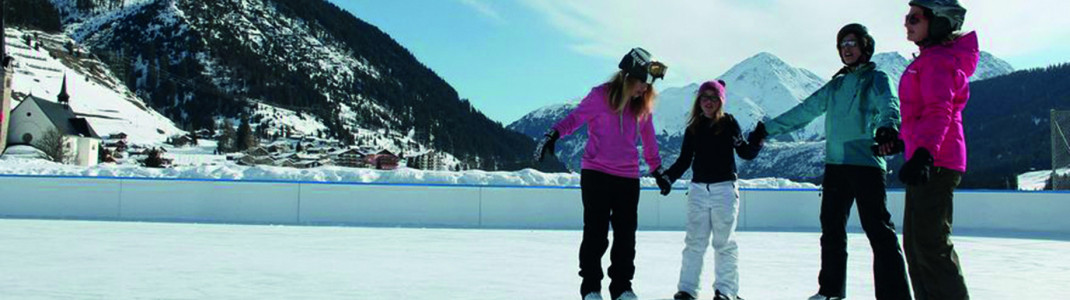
[618,47,666,84]
[909,0,967,43]
[837,23,875,64]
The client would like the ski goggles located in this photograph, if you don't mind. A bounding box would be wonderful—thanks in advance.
[838,40,860,49]
[646,61,667,84]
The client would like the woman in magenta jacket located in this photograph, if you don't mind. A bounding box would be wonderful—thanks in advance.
[534,47,669,300]
[896,1,978,299]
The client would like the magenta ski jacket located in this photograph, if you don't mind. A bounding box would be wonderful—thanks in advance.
[899,31,979,172]
[553,84,662,179]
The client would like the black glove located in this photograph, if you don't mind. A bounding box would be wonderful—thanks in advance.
[747,121,768,144]
[651,166,673,196]
[533,129,560,162]
[899,148,934,186]
[871,127,904,156]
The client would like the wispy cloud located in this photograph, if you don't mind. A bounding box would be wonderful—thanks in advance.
[460,0,504,22]
[521,0,1070,85]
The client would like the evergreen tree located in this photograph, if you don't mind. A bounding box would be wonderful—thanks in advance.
[144,148,164,168]
[4,0,63,32]
[237,116,256,151]
[207,119,217,137]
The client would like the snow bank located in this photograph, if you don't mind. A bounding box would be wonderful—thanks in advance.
[0,156,816,189]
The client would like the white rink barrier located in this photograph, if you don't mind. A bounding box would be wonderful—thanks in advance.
[2,175,1069,235]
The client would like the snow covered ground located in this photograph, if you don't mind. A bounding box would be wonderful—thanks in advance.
[0,219,1065,299]
[1017,168,1070,191]
[0,149,817,189]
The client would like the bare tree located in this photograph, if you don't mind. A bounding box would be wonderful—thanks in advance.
[34,128,66,163]
[217,119,236,153]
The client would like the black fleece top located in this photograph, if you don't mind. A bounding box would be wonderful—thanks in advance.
[665,114,762,184]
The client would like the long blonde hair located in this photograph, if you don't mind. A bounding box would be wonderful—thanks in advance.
[685,89,726,134]
[606,71,656,120]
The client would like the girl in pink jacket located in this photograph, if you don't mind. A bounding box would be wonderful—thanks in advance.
[534,48,668,300]
[898,1,978,299]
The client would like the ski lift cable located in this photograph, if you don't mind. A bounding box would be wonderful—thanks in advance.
[1056,119,1070,154]
[1054,118,1070,170]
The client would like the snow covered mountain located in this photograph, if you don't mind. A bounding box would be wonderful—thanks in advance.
[655,52,827,142]
[873,50,1015,87]
[4,27,182,145]
[42,0,542,171]
[505,102,583,172]
[871,52,910,85]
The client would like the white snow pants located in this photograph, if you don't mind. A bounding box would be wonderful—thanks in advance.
[677,181,741,297]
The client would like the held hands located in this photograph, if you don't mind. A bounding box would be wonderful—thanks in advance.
[533,129,560,162]
[899,148,934,186]
[652,166,673,196]
[747,121,768,145]
[871,127,905,156]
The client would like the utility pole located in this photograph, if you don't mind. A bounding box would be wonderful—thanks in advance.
[1,0,5,61]
[1,0,13,153]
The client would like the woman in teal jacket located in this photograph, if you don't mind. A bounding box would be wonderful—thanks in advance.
[754,24,911,300]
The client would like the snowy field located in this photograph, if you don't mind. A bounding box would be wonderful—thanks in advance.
[0,219,1067,299]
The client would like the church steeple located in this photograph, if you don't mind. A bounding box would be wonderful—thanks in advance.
[58,74,70,107]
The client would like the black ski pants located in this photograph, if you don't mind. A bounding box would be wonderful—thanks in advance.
[818,164,911,300]
[578,169,640,298]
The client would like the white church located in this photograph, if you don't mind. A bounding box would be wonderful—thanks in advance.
[4,76,101,166]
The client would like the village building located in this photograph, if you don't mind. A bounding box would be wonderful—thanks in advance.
[4,76,100,166]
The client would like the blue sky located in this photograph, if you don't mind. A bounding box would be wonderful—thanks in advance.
[330,0,1070,125]
[330,0,609,126]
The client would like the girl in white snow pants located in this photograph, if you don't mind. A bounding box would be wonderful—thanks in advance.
[658,80,763,300]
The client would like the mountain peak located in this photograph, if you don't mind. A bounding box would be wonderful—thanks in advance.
[873,52,910,81]
[873,51,908,62]
[740,52,790,69]
[721,52,826,102]
[975,51,1015,81]
[729,52,822,81]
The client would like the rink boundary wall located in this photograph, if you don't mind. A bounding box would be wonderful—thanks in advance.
[1,174,1068,235]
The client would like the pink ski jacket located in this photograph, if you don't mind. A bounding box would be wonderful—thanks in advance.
[899,31,979,172]
[553,84,662,179]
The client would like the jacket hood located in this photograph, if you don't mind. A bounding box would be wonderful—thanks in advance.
[923,31,979,77]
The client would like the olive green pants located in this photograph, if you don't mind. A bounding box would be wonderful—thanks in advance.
[903,167,969,300]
